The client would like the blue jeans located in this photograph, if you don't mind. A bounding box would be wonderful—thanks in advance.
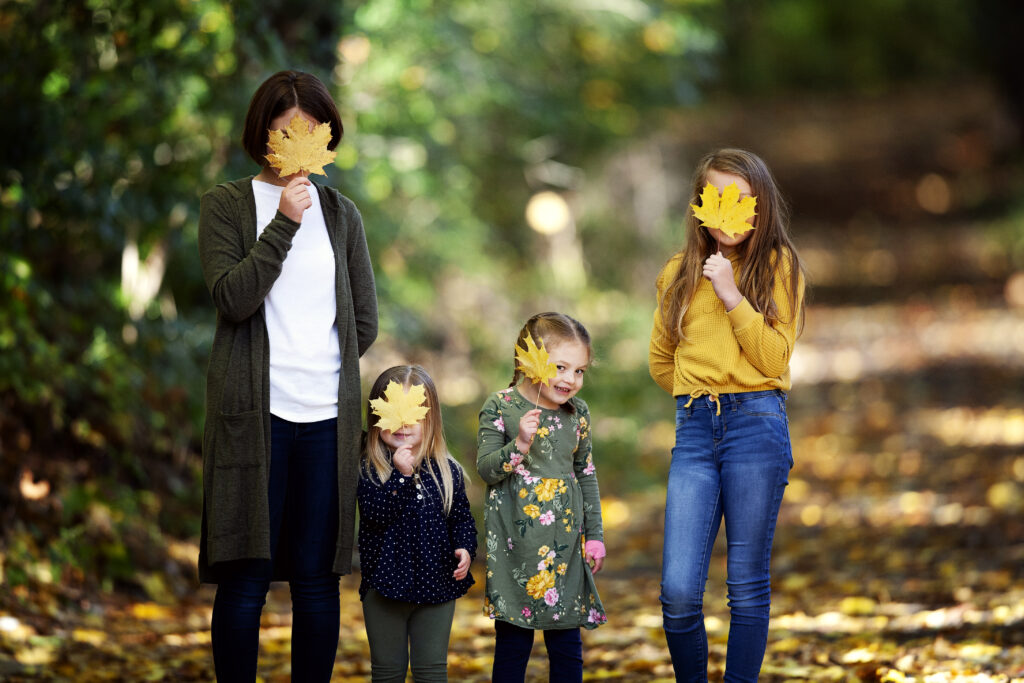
[211,415,340,682]
[492,620,583,683]
[660,390,793,683]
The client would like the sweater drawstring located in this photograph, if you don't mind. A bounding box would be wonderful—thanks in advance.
[683,388,721,416]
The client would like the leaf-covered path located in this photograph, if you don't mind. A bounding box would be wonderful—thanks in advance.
[4,293,1024,682]
[4,83,1023,681]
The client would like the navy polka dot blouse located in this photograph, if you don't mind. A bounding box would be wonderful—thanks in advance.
[357,455,477,604]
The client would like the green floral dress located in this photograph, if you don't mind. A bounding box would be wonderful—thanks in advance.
[476,386,607,630]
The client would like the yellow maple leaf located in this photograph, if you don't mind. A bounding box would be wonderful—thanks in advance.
[690,182,757,238]
[370,381,430,432]
[516,333,557,386]
[265,113,337,176]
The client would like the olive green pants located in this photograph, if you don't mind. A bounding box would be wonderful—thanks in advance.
[361,588,457,682]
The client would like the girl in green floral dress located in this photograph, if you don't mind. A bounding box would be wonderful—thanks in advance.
[476,312,607,683]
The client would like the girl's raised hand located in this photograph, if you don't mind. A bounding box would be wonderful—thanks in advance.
[392,442,416,476]
[515,408,542,455]
[453,548,471,580]
[278,175,313,223]
[702,252,743,311]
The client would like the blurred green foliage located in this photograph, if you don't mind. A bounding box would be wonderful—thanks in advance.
[717,0,981,94]
[0,0,1005,595]
[0,0,346,593]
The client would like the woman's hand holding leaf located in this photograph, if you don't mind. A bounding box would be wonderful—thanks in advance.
[279,176,312,223]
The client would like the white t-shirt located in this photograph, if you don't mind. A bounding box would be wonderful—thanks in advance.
[253,179,340,422]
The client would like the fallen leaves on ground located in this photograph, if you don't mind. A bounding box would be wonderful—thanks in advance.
[1,497,1021,681]
[3,297,1024,680]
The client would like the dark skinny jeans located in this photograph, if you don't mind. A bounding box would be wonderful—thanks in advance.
[491,620,583,683]
[211,415,340,682]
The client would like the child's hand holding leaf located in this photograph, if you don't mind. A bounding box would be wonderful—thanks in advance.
[392,443,416,476]
[371,381,430,475]
[516,409,541,455]
[702,252,743,311]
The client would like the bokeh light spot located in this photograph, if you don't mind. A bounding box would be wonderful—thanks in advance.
[915,173,951,214]
[526,191,571,235]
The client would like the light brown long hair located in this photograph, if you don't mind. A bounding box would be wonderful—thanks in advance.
[363,365,462,514]
[660,148,805,345]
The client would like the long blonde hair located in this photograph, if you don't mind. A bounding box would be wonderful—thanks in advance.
[660,148,805,345]
[363,365,462,514]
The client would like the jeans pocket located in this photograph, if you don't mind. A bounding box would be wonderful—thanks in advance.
[674,406,691,437]
[737,394,783,420]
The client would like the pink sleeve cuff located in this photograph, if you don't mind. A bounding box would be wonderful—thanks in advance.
[585,540,606,560]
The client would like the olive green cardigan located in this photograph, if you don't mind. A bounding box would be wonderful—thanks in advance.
[196,177,377,582]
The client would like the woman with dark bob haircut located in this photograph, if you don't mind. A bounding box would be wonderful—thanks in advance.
[197,69,378,681]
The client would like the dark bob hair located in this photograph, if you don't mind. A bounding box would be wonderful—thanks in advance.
[241,70,343,166]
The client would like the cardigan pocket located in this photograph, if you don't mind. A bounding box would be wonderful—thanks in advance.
[208,410,264,539]
[213,409,264,468]
[208,464,264,539]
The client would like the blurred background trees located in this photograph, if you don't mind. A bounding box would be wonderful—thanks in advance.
[2,0,1022,625]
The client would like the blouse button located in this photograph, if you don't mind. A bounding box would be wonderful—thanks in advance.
[399,477,405,483]
[417,494,423,500]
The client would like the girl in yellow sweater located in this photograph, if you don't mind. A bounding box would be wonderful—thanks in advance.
[649,148,805,682]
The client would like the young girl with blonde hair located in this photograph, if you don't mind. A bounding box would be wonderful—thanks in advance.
[650,148,805,682]
[358,365,477,682]
[477,312,607,683]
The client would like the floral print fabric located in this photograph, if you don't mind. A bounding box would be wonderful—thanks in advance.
[476,387,606,630]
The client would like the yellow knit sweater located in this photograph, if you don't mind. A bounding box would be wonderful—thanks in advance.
[649,250,804,398]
